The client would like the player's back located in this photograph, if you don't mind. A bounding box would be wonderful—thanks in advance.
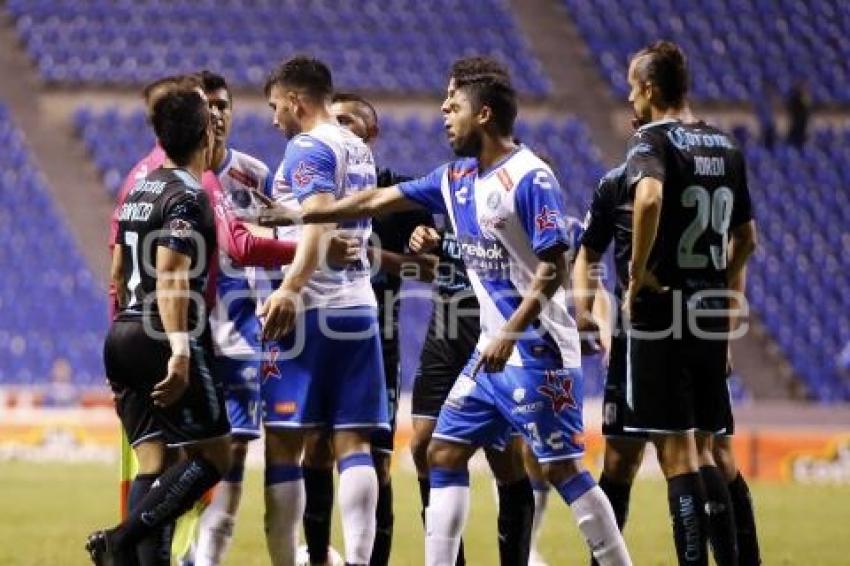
[115,167,216,329]
[627,119,750,296]
[273,122,377,310]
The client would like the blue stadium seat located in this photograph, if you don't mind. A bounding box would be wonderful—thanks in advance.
[6,0,550,96]
[0,103,108,386]
[562,0,850,103]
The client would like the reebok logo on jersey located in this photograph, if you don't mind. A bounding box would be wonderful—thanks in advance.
[537,370,577,413]
[535,205,559,231]
[454,186,469,205]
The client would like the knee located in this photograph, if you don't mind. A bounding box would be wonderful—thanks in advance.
[427,440,467,471]
[202,439,233,476]
[264,431,303,467]
[134,441,166,475]
[372,451,392,485]
[485,443,527,484]
[712,439,738,482]
[303,434,334,469]
[542,459,582,487]
[603,441,645,484]
[410,431,431,474]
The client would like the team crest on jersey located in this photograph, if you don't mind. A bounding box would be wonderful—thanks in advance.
[261,346,282,382]
[293,161,316,188]
[537,370,577,412]
[168,218,194,238]
[534,205,559,231]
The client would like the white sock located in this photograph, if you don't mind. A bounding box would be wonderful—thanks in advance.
[264,465,306,566]
[425,468,470,566]
[531,482,550,548]
[195,479,243,566]
[557,471,632,566]
[337,453,378,565]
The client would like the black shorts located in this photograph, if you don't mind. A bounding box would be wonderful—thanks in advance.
[602,334,648,440]
[371,337,400,453]
[104,319,230,447]
[411,294,480,419]
[624,295,731,433]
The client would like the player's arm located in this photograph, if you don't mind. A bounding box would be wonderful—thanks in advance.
[573,246,605,353]
[258,185,420,226]
[625,132,667,306]
[475,247,567,375]
[727,220,756,287]
[152,245,192,408]
[259,192,337,340]
[110,243,127,310]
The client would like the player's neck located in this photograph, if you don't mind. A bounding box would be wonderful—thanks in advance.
[300,106,336,134]
[477,135,518,173]
[210,144,228,172]
[163,155,204,181]
[651,104,688,124]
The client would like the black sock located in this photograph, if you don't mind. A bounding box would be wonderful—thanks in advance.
[590,474,634,566]
[728,473,761,565]
[303,466,334,565]
[419,476,465,566]
[496,477,534,566]
[598,473,633,530]
[129,474,172,566]
[370,480,394,566]
[700,466,738,566]
[110,457,221,551]
[667,472,709,566]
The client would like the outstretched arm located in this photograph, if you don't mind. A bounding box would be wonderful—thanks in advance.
[258,186,420,227]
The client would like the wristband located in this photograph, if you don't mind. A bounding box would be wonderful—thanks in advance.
[167,332,190,357]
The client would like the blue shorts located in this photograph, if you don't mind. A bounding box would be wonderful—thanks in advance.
[434,355,586,463]
[261,307,389,431]
[214,355,262,440]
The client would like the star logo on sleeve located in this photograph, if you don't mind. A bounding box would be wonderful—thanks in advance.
[292,161,316,188]
[534,205,559,231]
[261,345,282,383]
[536,370,577,413]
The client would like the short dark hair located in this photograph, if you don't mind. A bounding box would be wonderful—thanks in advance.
[264,56,333,101]
[199,69,231,101]
[450,56,511,84]
[450,57,517,136]
[332,92,378,127]
[142,74,200,106]
[151,90,209,166]
[632,40,689,109]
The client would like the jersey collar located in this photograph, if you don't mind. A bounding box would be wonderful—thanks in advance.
[477,144,523,180]
[637,117,679,132]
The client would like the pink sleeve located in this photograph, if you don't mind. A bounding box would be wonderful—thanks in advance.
[203,172,297,268]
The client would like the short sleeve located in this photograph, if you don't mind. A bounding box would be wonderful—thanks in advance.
[625,128,666,189]
[580,170,618,254]
[398,164,448,214]
[282,136,337,203]
[159,191,203,259]
[514,168,570,256]
[261,167,274,198]
[730,152,753,228]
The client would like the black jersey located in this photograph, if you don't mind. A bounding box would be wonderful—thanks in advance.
[625,119,753,299]
[371,167,434,301]
[115,167,216,330]
[581,162,631,298]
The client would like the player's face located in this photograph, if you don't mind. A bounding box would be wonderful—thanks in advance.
[206,88,232,147]
[267,84,301,138]
[441,82,483,157]
[332,101,373,143]
[627,58,652,125]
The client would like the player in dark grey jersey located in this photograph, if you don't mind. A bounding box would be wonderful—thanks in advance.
[577,157,761,565]
[87,89,232,565]
[621,41,757,566]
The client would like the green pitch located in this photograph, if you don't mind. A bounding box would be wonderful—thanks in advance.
[2,461,848,565]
